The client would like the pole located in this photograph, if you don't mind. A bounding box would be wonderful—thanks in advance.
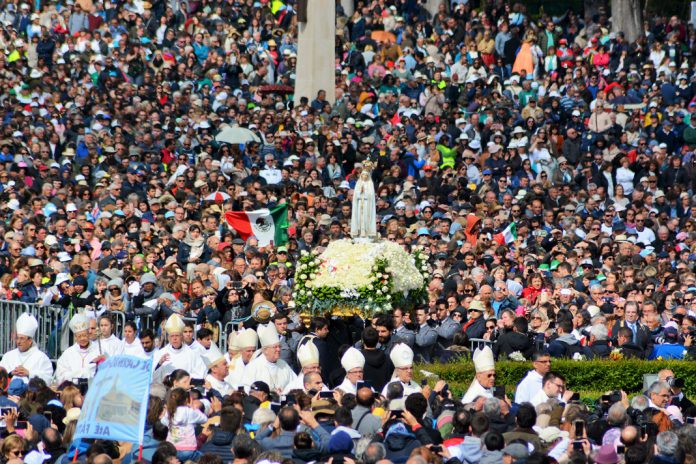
[72,447,79,462]
[138,444,143,462]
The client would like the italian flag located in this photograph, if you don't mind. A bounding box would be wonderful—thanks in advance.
[225,204,289,247]
[493,222,517,245]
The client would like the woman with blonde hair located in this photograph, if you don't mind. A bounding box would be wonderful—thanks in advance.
[60,384,83,410]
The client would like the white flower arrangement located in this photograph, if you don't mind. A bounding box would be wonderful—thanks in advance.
[508,351,527,362]
[293,239,429,319]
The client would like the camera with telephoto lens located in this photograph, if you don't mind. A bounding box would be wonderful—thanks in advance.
[667,377,685,389]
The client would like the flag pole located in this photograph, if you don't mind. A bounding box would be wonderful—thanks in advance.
[138,443,143,461]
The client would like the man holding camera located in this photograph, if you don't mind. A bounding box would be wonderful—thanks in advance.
[658,369,694,414]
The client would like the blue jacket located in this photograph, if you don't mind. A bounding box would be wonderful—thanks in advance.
[200,430,236,463]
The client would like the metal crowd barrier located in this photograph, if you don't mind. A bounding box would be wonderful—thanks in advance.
[106,311,127,339]
[469,338,494,351]
[0,300,66,362]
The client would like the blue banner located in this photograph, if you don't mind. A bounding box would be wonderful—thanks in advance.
[74,355,152,444]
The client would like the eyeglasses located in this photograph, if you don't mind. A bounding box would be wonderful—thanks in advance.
[9,450,24,457]
[486,325,496,330]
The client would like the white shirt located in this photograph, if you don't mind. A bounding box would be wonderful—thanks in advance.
[635,227,656,246]
[462,378,493,404]
[514,370,543,404]
[153,343,207,382]
[55,342,101,384]
[381,379,422,398]
[260,167,282,184]
[0,344,54,384]
[241,355,295,392]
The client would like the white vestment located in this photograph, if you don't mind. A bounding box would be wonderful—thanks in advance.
[462,378,493,404]
[99,334,124,357]
[153,344,207,382]
[0,344,54,384]
[241,355,295,392]
[337,377,358,395]
[206,374,235,397]
[515,370,543,404]
[122,338,147,358]
[224,354,248,387]
[54,342,101,384]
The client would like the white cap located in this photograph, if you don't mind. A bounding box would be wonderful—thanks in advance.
[341,347,365,372]
[69,313,90,334]
[587,305,600,318]
[202,345,226,369]
[473,346,495,373]
[16,313,38,338]
[390,343,414,369]
[54,273,71,286]
[236,328,258,349]
[297,341,320,367]
[66,203,77,212]
[258,324,280,348]
[164,314,185,335]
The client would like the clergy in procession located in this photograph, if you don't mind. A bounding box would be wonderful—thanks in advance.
[54,313,103,384]
[382,343,422,397]
[462,345,496,403]
[240,324,295,393]
[282,340,322,394]
[153,314,207,382]
[0,313,53,384]
[336,347,365,395]
[97,315,124,357]
[226,328,258,386]
[203,345,234,397]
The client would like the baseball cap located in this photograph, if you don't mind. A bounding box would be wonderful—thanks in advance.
[250,381,270,395]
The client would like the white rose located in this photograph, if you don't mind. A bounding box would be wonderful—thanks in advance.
[386,294,391,300]
[310,273,316,279]
[301,250,308,256]
[368,284,373,290]
[376,290,382,295]
[367,297,373,302]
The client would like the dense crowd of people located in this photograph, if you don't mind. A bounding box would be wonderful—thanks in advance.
[0,0,695,460]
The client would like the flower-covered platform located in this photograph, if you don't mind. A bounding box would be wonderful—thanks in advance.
[293,239,430,319]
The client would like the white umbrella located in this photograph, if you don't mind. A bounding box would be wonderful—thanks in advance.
[215,125,260,144]
[205,191,231,203]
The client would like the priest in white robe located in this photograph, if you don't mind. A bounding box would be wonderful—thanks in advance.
[336,347,365,395]
[283,340,325,394]
[462,346,496,403]
[153,314,207,382]
[0,313,53,384]
[54,313,102,384]
[225,329,258,388]
[203,346,234,397]
[381,343,422,398]
[241,324,295,393]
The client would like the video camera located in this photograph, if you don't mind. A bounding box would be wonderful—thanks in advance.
[666,376,685,389]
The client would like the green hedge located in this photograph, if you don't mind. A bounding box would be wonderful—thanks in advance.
[416,359,696,400]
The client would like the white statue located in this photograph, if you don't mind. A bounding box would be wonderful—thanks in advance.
[351,160,377,239]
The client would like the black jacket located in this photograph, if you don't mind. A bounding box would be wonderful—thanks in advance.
[583,340,611,359]
[362,348,392,391]
[493,331,533,360]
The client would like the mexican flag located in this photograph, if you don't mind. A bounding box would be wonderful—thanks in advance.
[493,222,517,245]
[225,204,289,247]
